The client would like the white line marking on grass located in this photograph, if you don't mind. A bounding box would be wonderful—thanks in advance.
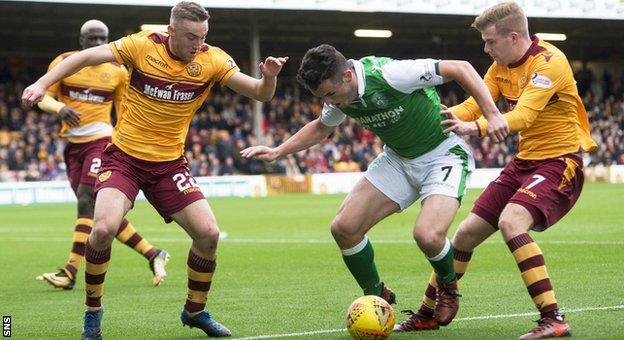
[233,304,624,339]
[3,236,624,245]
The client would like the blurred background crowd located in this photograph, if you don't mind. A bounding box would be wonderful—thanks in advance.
[1,58,623,182]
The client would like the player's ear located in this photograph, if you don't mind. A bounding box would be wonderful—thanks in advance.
[167,24,174,37]
[343,68,352,83]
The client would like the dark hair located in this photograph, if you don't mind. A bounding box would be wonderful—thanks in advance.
[171,1,210,23]
[297,44,348,91]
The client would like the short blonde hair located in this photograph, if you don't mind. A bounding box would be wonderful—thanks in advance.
[472,1,529,37]
[170,1,209,23]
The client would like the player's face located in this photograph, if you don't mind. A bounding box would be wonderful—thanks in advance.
[312,69,357,108]
[169,19,208,62]
[80,28,108,50]
[481,25,514,66]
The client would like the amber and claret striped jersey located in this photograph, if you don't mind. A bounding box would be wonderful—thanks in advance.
[46,51,127,144]
[108,30,240,161]
[451,36,597,160]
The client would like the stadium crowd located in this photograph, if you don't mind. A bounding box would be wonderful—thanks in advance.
[1,60,623,182]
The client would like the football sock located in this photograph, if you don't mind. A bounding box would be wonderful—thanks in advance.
[63,216,93,280]
[427,238,456,284]
[418,247,472,318]
[507,233,560,320]
[341,236,383,296]
[115,219,158,260]
[185,250,216,316]
[84,240,111,310]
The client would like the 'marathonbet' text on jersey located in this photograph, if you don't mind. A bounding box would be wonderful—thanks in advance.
[321,57,447,159]
[109,30,239,161]
[47,51,127,143]
[450,36,596,159]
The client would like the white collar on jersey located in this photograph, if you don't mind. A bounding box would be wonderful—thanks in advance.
[348,59,366,106]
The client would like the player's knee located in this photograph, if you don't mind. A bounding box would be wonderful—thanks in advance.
[193,224,220,247]
[412,227,443,248]
[330,215,360,241]
[497,215,522,237]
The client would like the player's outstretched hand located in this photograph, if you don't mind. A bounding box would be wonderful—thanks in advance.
[440,109,478,136]
[240,146,280,162]
[486,113,509,143]
[59,106,82,128]
[21,82,46,107]
[259,57,289,77]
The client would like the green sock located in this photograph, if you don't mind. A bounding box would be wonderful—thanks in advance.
[428,238,456,284]
[341,237,382,296]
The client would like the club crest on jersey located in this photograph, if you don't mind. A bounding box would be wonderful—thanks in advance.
[518,74,528,89]
[186,62,202,77]
[98,170,112,182]
[100,72,111,83]
[227,59,236,69]
[371,92,388,108]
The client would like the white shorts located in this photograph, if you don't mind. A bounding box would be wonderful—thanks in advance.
[364,134,475,210]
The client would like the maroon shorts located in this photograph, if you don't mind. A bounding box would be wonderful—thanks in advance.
[94,144,205,223]
[64,137,111,193]
[472,153,584,231]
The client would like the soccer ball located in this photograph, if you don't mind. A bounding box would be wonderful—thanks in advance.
[346,295,395,340]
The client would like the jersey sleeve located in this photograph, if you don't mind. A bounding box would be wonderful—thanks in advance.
[381,58,444,93]
[109,32,149,68]
[46,54,65,97]
[450,64,501,121]
[320,103,347,127]
[210,47,241,85]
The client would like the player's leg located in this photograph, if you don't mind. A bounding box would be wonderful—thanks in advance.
[395,213,496,332]
[171,200,231,337]
[331,176,400,302]
[499,156,583,339]
[114,218,170,286]
[144,161,230,337]
[41,142,96,289]
[81,144,140,340]
[82,187,132,340]
[396,142,518,332]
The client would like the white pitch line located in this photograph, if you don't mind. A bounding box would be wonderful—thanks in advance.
[2,236,623,245]
[233,304,624,340]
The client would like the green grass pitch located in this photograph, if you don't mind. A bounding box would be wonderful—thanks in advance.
[0,182,623,339]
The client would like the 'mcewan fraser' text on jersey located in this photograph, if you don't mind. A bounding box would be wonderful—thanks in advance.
[109,30,239,161]
[47,51,127,144]
[450,36,596,160]
[320,56,447,159]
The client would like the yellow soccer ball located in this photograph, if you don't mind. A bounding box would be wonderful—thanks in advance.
[346,295,395,340]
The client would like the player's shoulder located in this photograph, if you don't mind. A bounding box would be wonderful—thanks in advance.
[195,44,234,64]
[531,38,569,67]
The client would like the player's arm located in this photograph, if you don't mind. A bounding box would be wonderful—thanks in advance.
[448,65,501,121]
[471,59,565,136]
[22,44,116,106]
[38,95,82,127]
[438,60,508,142]
[225,56,288,102]
[241,103,341,161]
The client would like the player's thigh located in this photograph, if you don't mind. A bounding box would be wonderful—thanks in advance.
[471,160,524,229]
[171,199,218,241]
[452,213,497,251]
[93,187,133,235]
[145,162,205,225]
[333,177,400,237]
[508,156,584,231]
[415,194,460,236]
